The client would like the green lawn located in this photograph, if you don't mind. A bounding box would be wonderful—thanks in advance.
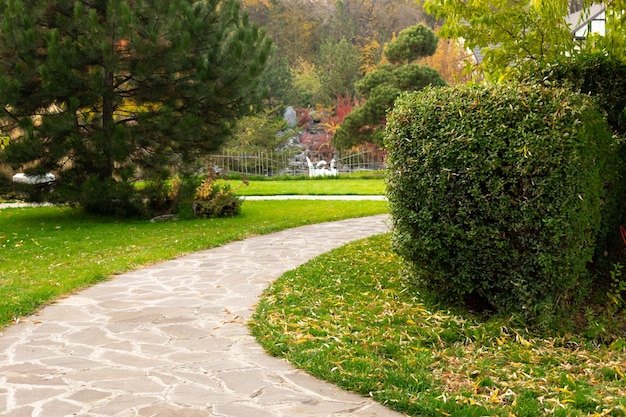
[251,234,626,417]
[230,178,386,196]
[0,199,388,329]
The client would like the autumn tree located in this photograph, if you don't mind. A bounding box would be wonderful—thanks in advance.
[290,58,324,107]
[418,35,472,85]
[225,110,291,153]
[263,0,321,66]
[348,0,426,50]
[0,0,271,215]
[333,24,446,149]
[324,0,358,43]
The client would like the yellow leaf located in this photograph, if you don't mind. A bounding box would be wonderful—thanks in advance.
[515,333,531,347]
[490,388,500,403]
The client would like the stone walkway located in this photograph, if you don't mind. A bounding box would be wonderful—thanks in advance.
[0,215,406,417]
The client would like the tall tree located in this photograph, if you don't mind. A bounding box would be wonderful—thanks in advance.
[264,0,320,66]
[324,0,357,43]
[257,47,297,107]
[333,24,446,149]
[290,58,324,107]
[316,37,362,106]
[0,0,271,214]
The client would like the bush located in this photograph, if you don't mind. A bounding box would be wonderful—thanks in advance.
[385,83,618,321]
[78,173,181,219]
[192,172,242,218]
[525,52,626,137]
[78,175,144,218]
[523,52,626,268]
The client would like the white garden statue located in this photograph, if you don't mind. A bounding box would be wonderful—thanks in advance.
[306,157,338,177]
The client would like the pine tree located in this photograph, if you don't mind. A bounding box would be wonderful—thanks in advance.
[332,24,445,149]
[0,0,271,215]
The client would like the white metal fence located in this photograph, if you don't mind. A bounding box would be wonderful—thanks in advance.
[205,149,386,177]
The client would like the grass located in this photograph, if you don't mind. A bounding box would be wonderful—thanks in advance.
[0,199,388,329]
[228,177,386,196]
[227,170,386,181]
[251,234,626,417]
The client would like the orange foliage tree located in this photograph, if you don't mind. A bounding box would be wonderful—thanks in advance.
[418,33,473,85]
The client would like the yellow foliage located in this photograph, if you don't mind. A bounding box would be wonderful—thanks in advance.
[358,39,383,75]
[418,36,472,85]
[291,58,322,96]
[0,136,9,150]
[242,0,271,7]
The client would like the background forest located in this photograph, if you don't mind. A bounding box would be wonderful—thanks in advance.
[224,0,470,163]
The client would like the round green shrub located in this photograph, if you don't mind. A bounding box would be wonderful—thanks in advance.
[385,83,617,319]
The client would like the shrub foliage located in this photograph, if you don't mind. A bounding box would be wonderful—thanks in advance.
[526,52,626,137]
[192,173,243,218]
[524,52,626,264]
[385,83,618,320]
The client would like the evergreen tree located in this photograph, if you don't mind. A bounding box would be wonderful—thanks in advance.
[257,49,295,108]
[332,24,445,149]
[0,0,271,215]
[316,37,361,106]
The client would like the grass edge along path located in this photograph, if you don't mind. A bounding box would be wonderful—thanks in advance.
[250,234,626,417]
[0,199,388,330]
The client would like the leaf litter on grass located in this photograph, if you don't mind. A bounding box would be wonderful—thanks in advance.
[251,234,626,416]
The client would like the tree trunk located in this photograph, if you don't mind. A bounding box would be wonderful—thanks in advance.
[101,41,115,180]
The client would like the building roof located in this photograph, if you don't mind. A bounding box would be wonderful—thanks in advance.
[566,3,606,36]
[471,3,607,64]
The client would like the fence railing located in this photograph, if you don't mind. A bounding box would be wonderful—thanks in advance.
[205,149,386,177]
[205,151,295,177]
[337,150,387,173]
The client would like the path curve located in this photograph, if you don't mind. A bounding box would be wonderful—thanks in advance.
[0,215,405,417]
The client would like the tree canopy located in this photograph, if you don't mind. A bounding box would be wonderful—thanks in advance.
[0,0,271,215]
[332,24,446,149]
[241,0,435,107]
[421,0,626,81]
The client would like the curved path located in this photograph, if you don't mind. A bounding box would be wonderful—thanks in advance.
[0,215,405,417]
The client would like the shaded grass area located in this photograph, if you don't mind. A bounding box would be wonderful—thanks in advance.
[229,178,386,196]
[251,234,626,416]
[0,200,388,329]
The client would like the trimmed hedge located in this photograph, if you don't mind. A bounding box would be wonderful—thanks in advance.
[524,53,626,265]
[385,83,618,319]
[525,52,626,137]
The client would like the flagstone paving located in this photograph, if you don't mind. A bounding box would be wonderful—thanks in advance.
[0,214,405,417]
